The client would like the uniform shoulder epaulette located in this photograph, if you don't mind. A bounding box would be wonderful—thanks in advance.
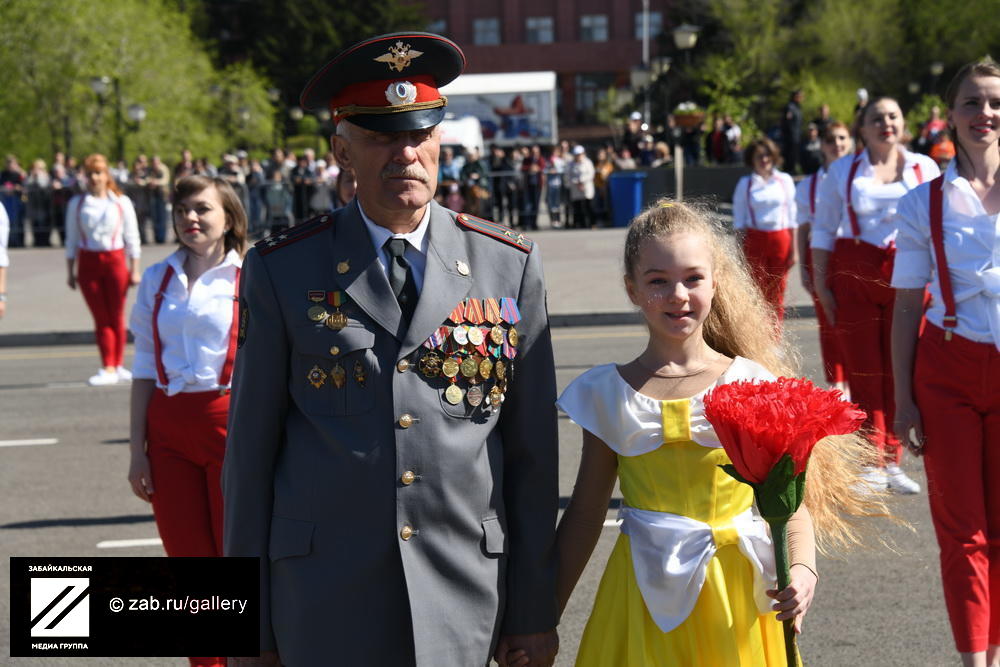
[455,212,533,253]
[256,214,335,255]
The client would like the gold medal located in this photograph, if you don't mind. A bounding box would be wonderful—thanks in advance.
[353,360,366,386]
[331,363,347,388]
[325,311,348,330]
[460,355,479,378]
[308,305,329,322]
[490,325,505,345]
[507,326,519,347]
[307,365,328,389]
[467,325,485,346]
[466,385,484,407]
[419,351,443,378]
[441,357,460,378]
[479,357,493,380]
[445,384,464,405]
[494,360,506,381]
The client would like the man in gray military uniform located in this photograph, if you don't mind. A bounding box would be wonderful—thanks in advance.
[223,32,559,666]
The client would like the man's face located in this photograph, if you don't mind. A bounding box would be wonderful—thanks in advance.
[333,122,440,216]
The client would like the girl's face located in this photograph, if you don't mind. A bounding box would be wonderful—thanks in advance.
[821,127,852,164]
[948,74,1000,151]
[626,232,716,342]
[173,184,229,256]
[861,99,905,147]
[85,168,109,193]
[752,148,773,175]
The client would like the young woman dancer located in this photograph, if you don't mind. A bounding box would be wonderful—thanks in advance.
[65,154,142,385]
[552,200,883,665]
[128,175,247,667]
[893,57,1000,667]
[795,122,854,393]
[811,97,939,493]
[732,137,798,322]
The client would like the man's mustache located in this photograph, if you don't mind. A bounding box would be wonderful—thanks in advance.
[382,164,429,182]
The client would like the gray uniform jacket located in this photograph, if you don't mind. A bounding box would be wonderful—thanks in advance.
[223,200,559,666]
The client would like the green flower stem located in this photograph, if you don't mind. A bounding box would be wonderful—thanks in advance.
[768,517,798,667]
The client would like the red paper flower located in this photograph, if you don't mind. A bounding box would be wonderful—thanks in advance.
[703,377,866,484]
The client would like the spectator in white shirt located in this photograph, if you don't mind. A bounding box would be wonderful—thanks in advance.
[65,154,142,386]
[0,202,8,318]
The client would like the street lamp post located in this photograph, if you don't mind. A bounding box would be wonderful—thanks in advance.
[673,24,700,66]
[930,61,945,94]
[90,75,144,162]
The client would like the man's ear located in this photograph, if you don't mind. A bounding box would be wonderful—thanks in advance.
[331,132,351,170]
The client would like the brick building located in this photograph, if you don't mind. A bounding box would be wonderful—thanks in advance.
[415,0,673,140]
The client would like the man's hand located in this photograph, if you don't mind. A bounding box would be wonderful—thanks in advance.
[229,651,280,666]
[494,630,558,667]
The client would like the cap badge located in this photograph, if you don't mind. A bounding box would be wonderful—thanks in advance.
[385,81,418,106]
[374,41,423,72]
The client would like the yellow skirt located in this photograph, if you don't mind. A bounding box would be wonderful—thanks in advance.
[575,534,795,666]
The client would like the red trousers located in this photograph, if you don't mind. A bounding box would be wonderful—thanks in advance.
[830,239,901,462]
[147,390,228,667]
[77,249,129,368]
[915,324,1000,653]
[803,253,847,384]
[742,228,793,323]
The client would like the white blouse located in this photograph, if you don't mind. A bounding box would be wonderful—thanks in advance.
[0,203,8,268]
[64,193,141,259]
[732,171,797,232]
[812,148,939,251]
[795,167,828,225]
[130,248,242,395]
[556,357,778,632]
[893,161,1000,348]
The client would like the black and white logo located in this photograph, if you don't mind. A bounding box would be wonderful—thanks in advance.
[30,578,90,637]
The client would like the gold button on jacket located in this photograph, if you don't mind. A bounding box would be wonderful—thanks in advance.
[400,525,414,540]
[398,414,414,428]
[401,470,416,485]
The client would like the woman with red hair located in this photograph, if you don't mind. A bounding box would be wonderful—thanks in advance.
[65,154,141,385]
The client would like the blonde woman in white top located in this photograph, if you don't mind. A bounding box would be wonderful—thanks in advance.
[892,58,1000,666]
[811,98,939,493]
[732,137,797,322]
[65,153,141,385]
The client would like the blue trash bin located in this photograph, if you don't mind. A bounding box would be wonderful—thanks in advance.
[608,171,646,227]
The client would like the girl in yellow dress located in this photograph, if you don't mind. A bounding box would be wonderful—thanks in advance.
[553,200,884,666]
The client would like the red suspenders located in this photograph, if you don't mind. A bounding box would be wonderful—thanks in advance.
[746,176,757,228]
[151,264,242,391]
[847,156,926,242]
[76,195,124,251]
[928,174,958,341]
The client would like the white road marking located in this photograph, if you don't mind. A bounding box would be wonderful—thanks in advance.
[97,538,163,549]
[0,438,58,447]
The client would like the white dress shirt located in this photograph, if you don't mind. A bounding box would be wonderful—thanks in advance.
[812,148,940,251]
[556,358,778,633]
[795,167,828,225]
[893,160,1000,348]
[64,192,141,259]
[0,203,8,268]
[360,202,430,293]
[732,170,797,231]
[130,248,243,395]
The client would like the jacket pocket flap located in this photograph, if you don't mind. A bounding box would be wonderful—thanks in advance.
[482,515,507,555]
[296,324,375,357]
[269,515,314,562]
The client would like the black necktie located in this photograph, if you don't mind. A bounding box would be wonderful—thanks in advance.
[385,238,418,323]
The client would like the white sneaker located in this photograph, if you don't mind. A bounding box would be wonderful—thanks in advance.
[886,464,921,494]
[855,466,888,494]
[88,368,120,386]
[116,366,133,382]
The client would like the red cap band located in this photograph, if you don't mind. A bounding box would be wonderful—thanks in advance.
[329,74,442,122]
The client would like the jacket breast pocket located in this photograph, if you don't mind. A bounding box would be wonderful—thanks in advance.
[269,515,314,562]
[292,323,376,416]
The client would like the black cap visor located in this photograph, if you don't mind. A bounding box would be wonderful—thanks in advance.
[344,106,446,133]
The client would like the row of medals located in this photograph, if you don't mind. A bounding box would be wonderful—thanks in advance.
[419,323,517,411]
[307,302,347,330]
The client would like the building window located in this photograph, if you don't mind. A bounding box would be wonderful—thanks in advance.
[473,17,501,46]
[427,19,447,35]
[634,11,663,40]
[580,14,608,42]
[525,16,554,44]
[575,72,616,123]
